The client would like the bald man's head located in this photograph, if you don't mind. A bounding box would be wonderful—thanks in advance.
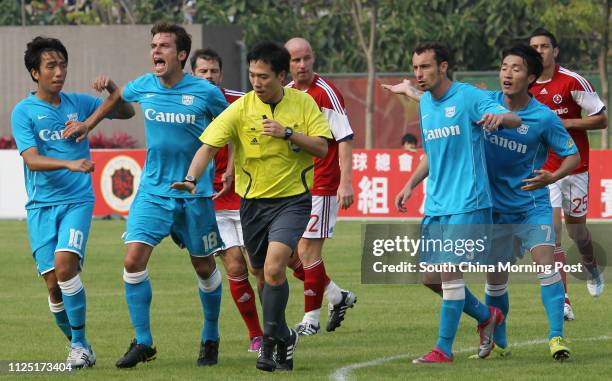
[286,37,315,89]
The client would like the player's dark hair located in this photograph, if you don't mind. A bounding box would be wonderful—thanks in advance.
[413,41,452,68]
[24,36,68,82]
[401,133,418,146]
[529,28,558,48]
[151,22,192,69]
[190,48,223,71]
[502,44,544,88]
[246,41,290,75]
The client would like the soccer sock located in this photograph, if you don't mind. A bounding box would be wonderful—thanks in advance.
[262,281,290,340]
[124,268,153,346]
[291,259,305,281]
[227,273,263,339]
[48,297,72,340]
[325,279,343,306]
[435,279,465,357]
[485,283,509,349]
[58,275,88,348]
[463,286,490,324]
[576,230,598,275]
[554,244,570,305]
[197,268,222,343]
[303,259,329,319]
[539,272,564,339]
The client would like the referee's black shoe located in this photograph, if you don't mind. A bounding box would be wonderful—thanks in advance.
[275,328,298,371]
[256,336,277,372]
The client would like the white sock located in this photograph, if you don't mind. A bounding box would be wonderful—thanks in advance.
[325,280,343,305]
[303,309,321,324]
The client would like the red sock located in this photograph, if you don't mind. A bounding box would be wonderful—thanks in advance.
[228,274,263,339]
[303,259,330,313]
[554,244,570,305]
[291,259,305,281]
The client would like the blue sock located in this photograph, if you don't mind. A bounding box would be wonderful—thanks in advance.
[435,280,465,357]
[463,287,490,324]
[49,299,72,340]
[198,269,222,342]
[485,283,509,348]
[124,270,153,346]
[539,273,564,339]
[58,276,88,348]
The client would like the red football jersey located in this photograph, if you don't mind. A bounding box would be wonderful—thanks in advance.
[530,65,605,174]
[213,88,244,210]
[289,74,354,196]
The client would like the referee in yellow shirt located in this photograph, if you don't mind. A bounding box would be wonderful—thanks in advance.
[172,41,332,372]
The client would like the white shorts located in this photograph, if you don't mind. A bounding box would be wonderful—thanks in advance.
[548,172,589,217]
[302,195,339,239]
[215,209,243,249]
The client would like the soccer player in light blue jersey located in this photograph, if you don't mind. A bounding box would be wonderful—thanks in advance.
[65,23,229,368]
[11,36,134,369]
[477,44,579,361]
[387,42,522,363]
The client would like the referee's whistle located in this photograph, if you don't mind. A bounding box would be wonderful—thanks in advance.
[262,115,268,120]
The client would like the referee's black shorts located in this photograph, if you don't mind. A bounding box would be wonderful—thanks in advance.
[240,192,312,269]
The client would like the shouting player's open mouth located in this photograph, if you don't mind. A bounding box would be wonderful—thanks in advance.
[153,56,167,75]
[502,80,513,90]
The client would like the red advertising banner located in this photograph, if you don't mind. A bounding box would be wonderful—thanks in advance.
[90,149,612,220]
[338,149,612,220]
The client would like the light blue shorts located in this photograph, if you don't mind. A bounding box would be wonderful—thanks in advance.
[27,202,94,275]
[490,206,555,265]
[124,191,223,257]
[419,208,492,264]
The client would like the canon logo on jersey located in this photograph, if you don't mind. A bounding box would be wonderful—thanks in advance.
[487,134,527,154]
[39,129,65,141]
[144,108,196,124]
[424,125,461,141]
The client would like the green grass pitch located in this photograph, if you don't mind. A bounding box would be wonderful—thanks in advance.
[1,220,611,380]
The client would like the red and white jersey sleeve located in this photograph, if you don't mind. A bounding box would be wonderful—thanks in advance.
[289,74,354,195]
[213,88,244,211]
[529,65,606,174]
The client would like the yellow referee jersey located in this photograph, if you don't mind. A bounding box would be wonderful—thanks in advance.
[200,88,332,199]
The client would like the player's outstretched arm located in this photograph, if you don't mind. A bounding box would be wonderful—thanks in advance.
[21,147,94,173]
[478,112,521,131]
[337,139,354,209]
[381,79,422,102]
[521,152,580,191]
[261,118,328,158]
[63,82,131,143]
[395,154,428,212]
[212,142,235,200]
[92,75,135,120]
[171,144,220,194]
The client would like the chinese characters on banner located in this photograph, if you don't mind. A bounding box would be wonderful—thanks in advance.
[339,149,612,220]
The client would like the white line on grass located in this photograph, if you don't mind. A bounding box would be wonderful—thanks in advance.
[330,335,611,381]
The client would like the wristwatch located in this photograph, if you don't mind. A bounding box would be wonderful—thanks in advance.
[184,175,197,185]
[284,126,294,140]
